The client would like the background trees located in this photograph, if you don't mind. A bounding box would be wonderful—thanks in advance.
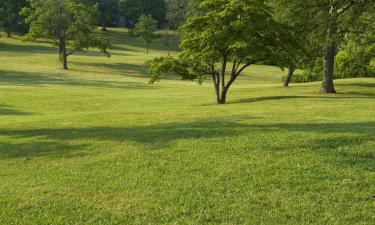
[119,0,166,28]
[96,0,120,30]
[22,0,111,69]
[0,0,28,37]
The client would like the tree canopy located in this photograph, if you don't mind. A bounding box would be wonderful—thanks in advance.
[22,0,111,69]
[147,0,290,104]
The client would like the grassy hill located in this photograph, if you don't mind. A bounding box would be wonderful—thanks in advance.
[0,30,374,224]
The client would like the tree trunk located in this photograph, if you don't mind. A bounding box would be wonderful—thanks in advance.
[321,43,336,93]
[284,65,295,87]
[212,73,221,104]
[6,32,11,38]
[146,42,149,54]
[59,42,64,61]
[101,23,107,31]
[219,88,228,104]
[63,52,68,70]
[62,41,68,70]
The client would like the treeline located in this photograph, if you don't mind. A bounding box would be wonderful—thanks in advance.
[0,0,199,34]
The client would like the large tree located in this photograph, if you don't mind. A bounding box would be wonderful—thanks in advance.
[22,0,111,70]
[291,0,374,93]
[0,0,28,37]
[147,0,289,104]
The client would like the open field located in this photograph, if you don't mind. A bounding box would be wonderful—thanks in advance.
[0,31,374,224]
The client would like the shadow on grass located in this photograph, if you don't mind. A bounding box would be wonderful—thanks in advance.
[71,62,180,81]
[226,93,375,105]
[70,62,149,78]
[0,70,156,90]
[0,42,55,54]
[344,82,375,88]
[0,141,89,159]
[0,117,374,161]
[0,104,32,116]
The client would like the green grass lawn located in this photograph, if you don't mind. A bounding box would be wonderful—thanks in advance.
[0,30,374,224]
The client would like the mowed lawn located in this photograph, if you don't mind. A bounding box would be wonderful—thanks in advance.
[0,30,374,224]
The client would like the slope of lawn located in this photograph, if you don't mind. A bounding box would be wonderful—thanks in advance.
[0,30,374,224]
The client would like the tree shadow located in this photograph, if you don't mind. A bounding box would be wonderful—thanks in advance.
[343,82,375,88]
[0,118,374,163]
[226,93,375,105]
[0,70,156,90]
[0,104,33,116]
[0,42,56,54]
[71,62,181,81]
[0,141,90,159]
[230,96,310,104]
[71,62,149,78]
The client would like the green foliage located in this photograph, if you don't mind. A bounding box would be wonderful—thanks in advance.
[271,0,375,91]
[289,40,375,84]
[165,0,197,29]
[0,0,28,37]
[146,56,203,84]
[335,40,375,78]
[133,14,158,53]
[119,0,167,27]
[96,0,120,29]
[21,0,110,69]
[147,0,289,103]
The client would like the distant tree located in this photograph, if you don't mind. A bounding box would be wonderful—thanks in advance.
[119,0,166,28]
[134,15,158,54]
[165,0,188,29]
[77,0,120,30]
[22,0,111,69]
[96,0,120,31]
[0,0,28,37]
[162,28,172,56]
[146,0,289,104]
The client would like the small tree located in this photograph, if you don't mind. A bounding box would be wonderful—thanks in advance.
[21,0,111,69]
[133,15,157,54]
[146,0,289,104]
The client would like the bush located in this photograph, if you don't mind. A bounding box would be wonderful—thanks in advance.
[286,41,375,84]
[335,40,375,78]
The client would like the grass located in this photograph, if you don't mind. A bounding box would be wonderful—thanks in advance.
[0,30,374,224]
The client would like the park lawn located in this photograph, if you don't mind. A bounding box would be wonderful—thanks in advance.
[0,30,374,224]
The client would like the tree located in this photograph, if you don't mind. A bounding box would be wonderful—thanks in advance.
[22,0,111,70]
[0,0,28,37]
[165,0,188,29]
[268,0,316,87]
[133,15,157,54]
[291,0,374,93]
[96,0,120,31]
[119,0,167,28]
[147,0,289,104]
